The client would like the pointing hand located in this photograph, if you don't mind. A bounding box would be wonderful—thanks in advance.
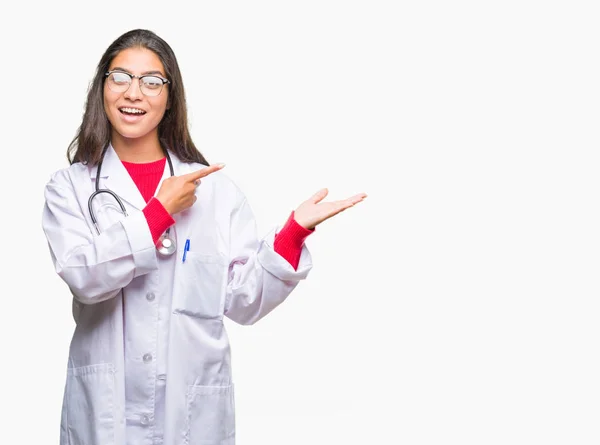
[156,163,225,215]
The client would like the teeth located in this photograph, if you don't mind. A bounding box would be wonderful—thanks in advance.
[121,107,145,114]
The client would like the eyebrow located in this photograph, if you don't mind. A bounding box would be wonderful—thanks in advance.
[110,66,166,77]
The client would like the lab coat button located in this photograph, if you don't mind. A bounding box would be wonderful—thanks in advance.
[157,374,166,380]
[146,292,155,301]
[140,414,150,425]
[143,353,152,363]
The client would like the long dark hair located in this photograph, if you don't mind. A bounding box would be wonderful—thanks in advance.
[67,29,208,166]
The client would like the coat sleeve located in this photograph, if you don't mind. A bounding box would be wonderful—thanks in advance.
[224,194,313,325]
[41,170,158,305]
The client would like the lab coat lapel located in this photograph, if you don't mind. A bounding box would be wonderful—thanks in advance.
[154,149,178,200]
[98,144,149,212]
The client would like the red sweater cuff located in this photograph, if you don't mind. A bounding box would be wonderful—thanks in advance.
[273,211,314,270]
[143,197,176,246]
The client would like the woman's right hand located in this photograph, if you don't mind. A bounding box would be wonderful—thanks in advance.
[156,163,225,215]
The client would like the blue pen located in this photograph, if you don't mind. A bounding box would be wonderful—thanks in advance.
[182,239,190,263]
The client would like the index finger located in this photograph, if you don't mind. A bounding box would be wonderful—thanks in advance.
[183,163,226,181]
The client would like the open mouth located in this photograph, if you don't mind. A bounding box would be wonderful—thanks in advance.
[119,107,146,116]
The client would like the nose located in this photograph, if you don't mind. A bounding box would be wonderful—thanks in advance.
[124,78,143,101]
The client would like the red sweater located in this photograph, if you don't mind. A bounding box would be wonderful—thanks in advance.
[122,158,312,270]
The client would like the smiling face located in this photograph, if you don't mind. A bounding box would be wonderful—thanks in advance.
[103,47,169,149]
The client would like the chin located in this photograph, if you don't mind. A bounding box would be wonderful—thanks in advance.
[110,125,145,140]
[108,113,163,141]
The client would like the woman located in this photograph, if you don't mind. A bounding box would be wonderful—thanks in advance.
[42,28,366,445]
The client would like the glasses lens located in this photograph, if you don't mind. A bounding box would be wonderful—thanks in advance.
[140,76,164,97]
[107,72,131,93]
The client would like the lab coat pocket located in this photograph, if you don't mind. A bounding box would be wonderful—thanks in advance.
[175,253,227,320]
[186,384,235,445]
[65,363,116,445]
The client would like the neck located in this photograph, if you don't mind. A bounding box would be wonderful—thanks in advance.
[111,130,165,163]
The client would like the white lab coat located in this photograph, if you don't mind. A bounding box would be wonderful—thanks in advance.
[42,144,312,445]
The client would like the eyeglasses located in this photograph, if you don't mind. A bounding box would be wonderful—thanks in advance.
[104,70,170,97]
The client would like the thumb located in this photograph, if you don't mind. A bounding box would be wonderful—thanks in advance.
[310,188,328,204]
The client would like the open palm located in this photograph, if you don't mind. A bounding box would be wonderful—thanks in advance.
[294,188,367,230]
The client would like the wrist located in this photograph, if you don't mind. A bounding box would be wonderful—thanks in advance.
[286,211,314,235]
[292,212,312,230]
[157,197,173,215]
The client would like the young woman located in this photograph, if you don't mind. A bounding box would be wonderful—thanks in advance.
[42,28,366,445]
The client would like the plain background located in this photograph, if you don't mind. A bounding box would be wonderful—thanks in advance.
[1,0,600,443]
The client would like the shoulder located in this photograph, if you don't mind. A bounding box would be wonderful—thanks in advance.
[44,162,90,191]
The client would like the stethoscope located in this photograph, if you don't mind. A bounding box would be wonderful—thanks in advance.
[87,145,177,256]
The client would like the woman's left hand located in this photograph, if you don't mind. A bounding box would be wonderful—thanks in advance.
[293,188,367,230]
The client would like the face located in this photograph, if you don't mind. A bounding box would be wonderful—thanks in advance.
[103,47,169,144]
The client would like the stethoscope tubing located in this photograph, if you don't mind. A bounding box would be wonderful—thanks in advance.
[87,145,175,242]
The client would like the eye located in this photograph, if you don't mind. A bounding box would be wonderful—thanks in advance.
[110,72,131,85]
[142,76,163,90]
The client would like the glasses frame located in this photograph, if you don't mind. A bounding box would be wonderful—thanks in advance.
[104,70,171,97]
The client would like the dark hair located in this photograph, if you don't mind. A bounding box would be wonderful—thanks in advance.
[67,29,208,166]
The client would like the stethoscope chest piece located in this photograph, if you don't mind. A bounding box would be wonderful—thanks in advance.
[157,233,177,257]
